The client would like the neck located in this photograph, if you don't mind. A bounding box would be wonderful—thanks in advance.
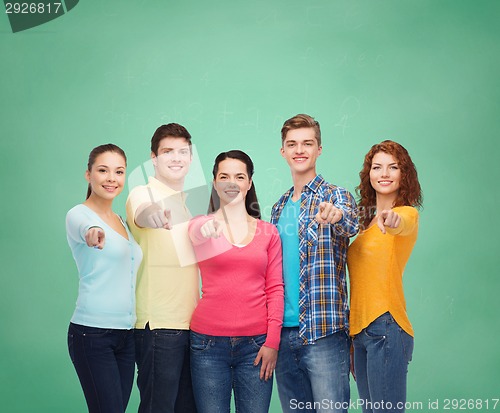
[84,195,114,216]
[155,174,184,192]
[376,193,397,212]
[218,201,250,222]
[291,170,317,201]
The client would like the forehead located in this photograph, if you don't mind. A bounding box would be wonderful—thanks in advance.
[284,127,317,143]
[217,158,248,175]
[93,151,126,167]
[157,136,190,150]
[372,151,398,164]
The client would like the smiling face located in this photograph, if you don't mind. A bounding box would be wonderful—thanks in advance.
[281,127,322,178]
[152,136,192,189]
[85,151,126,201]
[214,158,252,207]
[369,151,401,200]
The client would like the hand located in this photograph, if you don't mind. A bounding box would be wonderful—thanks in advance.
[376,209,401,234]
[200,217,223,239]
[136,203,172,229]
[315,201,343,224]
[253,345,278,381]
[85,227,105,249]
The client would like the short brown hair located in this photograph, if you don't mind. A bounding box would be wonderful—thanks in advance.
[151,123,192,155]
[281,114,321,146]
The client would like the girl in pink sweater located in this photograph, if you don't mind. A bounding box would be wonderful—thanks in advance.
[188,150,284,413]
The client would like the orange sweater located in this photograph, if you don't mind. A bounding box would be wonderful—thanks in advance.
[347,206,418,337]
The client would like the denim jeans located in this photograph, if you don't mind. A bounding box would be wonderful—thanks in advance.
[134,324,196,413]
[275,328,350,413]
[190,331,273,413]
[67,323,135,413]
[352,312,414,413]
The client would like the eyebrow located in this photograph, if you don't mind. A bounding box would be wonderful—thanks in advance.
[95,164,125,169]
[159,146,190,151]
[286,139,315,143]
[372,162,398,166]
[218,172,247,176]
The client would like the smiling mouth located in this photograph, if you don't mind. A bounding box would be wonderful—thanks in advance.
[294,157,308,162]
[378,181,393,185]
[102,185,117,191]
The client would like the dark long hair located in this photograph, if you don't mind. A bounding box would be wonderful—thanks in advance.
[357,140,422,229]
[208,150,261,219]
[86,144,127,199]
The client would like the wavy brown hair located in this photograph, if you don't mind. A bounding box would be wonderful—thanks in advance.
[357,140,422,229]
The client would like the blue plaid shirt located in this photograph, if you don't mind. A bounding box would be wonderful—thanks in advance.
[271,175,358,344]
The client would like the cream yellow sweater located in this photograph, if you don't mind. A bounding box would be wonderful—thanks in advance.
[347,206,419,337]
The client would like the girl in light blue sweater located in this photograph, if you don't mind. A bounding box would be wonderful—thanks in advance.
[66,144,142,413]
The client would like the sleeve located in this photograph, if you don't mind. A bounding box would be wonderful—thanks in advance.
[188,215,214,246]
[263,224,284,350]
[386,206,419,237]
[66,207,101,244]
[330,187,359,238]
[126,186,150,228]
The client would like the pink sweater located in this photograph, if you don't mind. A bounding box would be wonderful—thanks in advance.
[188,215,284,350]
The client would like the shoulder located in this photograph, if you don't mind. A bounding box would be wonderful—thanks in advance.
[272,191,291,210]
[127,184,150,199]
[66,204,90,221]
[257,220,281,239]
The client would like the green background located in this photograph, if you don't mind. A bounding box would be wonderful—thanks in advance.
[1,1,499,412]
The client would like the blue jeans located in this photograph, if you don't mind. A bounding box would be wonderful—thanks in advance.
[135,324,196,413]
[352,312,414,413]
[275,328,350,413]
[190,331,273,413]
[67,323,135,413]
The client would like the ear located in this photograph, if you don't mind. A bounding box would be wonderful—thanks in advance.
[280,147,285,158]
[151,151,157,166]
[318,145,323,156]
[85,170,90,183]
[248,178,253,190]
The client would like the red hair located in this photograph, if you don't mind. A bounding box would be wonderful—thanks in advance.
[357,140,422,229]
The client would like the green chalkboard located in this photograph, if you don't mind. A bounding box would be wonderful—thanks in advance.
[1,1,499,411]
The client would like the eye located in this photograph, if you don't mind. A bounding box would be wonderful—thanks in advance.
[371,166,380,170]
[98,168,107,173]
[179,149,190,156]
[390,165,399,170]
[116,170,125,175]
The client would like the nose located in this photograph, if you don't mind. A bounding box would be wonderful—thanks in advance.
[296,143,305,153]
[381,168,389,178]
[107,172,117,181]
[171,150,182,162]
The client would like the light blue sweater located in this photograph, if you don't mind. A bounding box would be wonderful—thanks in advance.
[66,204,142,329]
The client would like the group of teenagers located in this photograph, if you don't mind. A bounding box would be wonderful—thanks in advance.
[66,113,423,413]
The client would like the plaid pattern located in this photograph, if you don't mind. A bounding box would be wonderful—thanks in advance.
[271,175,358,344]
